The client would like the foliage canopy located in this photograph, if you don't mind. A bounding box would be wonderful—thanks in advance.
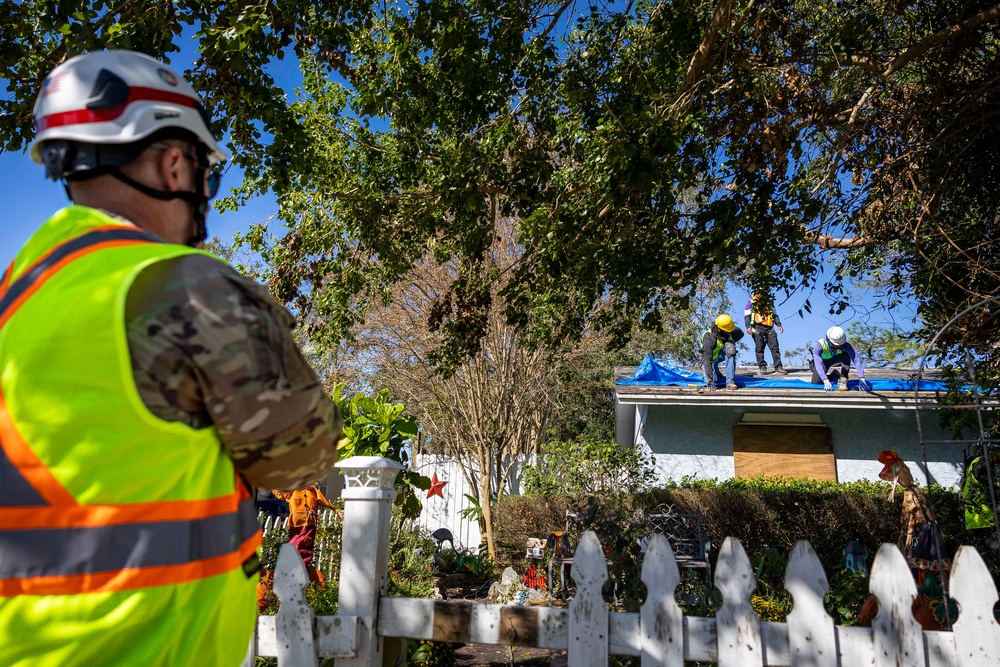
[4,1,1000,374]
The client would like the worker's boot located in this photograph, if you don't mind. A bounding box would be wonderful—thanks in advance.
[774,365,788,375]
[838,377,849,392]
[758,365,768,376]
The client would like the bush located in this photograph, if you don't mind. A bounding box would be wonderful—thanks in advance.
[408,640,456,667]
[522,440,657,496]
[493,476,1000,613]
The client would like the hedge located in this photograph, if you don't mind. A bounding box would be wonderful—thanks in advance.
[492,477,1000,607]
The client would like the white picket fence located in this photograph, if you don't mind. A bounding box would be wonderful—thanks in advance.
[245,456,1000,666]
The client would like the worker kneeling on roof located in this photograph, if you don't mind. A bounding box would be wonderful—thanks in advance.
[702,314,744,391]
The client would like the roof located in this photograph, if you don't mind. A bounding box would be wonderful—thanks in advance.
[614,364,950,411]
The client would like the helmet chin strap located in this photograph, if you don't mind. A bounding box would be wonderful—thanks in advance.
[110,170,209,247]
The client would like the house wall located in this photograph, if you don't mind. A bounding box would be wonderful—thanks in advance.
[634,404,965,488]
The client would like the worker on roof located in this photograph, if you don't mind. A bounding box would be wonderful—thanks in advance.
[811,326,871,392]
[0,50,341,667]
[744,294,787,375]
[702,314,745,390]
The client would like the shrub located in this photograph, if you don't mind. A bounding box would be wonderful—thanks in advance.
[522,440,657,496]
[408,640,457,667]
[825,568,870,626]
[493,477,1000,611]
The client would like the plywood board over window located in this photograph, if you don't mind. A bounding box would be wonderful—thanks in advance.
[732,424,836,481]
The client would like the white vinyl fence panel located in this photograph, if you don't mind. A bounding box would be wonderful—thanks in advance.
[412,453,533,551]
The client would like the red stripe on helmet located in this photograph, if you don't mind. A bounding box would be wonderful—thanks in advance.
[36,87,199,132]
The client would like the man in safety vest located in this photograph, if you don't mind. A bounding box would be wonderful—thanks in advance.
[0,51,342,667]
[810,325,871,392]
[701,314,745,390]
[743,294,787,375]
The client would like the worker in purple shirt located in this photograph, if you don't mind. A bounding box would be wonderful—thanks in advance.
[811,326,872,392]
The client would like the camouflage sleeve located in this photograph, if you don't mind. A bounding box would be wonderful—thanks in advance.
[124,253,341,490]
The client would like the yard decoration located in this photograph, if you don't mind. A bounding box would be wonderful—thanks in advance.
[427,472,448,499]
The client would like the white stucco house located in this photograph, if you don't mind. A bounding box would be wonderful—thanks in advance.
[614,356,967,488]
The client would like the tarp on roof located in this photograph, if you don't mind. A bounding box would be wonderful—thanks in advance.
[616,354,950,392]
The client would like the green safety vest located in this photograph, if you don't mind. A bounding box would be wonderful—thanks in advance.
[704,329,724,361]
[818,338,839,360]
[962,457,998,530]
[0,206,259,667]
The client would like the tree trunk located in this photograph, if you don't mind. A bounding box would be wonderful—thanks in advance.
[479,449,497,561]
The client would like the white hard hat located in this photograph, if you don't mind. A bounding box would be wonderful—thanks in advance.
[30,50,226,169]
[826,326,847,346]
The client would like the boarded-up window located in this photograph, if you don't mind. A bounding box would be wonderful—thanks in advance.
[732,425,836,481]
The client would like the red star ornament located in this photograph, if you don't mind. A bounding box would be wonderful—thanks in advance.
[426,472,448,499]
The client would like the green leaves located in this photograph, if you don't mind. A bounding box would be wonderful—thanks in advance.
[5,0,1000,383]
[331,383,428,519]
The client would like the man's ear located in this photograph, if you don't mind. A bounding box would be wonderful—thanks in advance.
[156,145,187,192]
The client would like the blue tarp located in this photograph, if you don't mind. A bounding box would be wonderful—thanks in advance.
[616,354,950,392]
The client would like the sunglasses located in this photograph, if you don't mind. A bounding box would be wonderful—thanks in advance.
[180,153,223,199]
[151,142,223,199]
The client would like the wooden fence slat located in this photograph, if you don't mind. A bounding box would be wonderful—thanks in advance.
[640,534,683,667]
[950,544,1000,666]
[273,543,318,667]
[834,625,874,665]
[609,611,641,656]
[922,631,958,667]
[715,536,763,666]
[760,621,790,665]
[683,616,718,663]
[569,531,610,667]
[869,543,923,667]
[785,540,837,666]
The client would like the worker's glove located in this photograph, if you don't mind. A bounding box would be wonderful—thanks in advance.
[724,342,737,358]
[859,378,872,392]
[823,379,833,391]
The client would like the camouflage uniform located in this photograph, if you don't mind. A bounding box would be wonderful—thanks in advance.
[125,253,341,491]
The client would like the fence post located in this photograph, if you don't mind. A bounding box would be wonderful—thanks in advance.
[568,531,609,667]
[869,543,923,667]
[640,534,683,667]
[714,537,762,666]
[785,540,837,667]
[948,545,1000,665]
[334,456,402,667]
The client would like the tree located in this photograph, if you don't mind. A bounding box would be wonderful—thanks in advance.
[346,219,581,558]
[545,277,732,444]
[4,1,999,377]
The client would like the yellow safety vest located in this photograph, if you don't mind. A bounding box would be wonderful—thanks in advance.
[704,329,724,361]
[0,206,260,667]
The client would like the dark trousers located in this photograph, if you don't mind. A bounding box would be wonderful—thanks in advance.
[753,326,782,368]
[811,354,851,384]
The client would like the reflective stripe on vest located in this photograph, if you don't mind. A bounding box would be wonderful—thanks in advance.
[753,310,774,327]
[0,222,260,597]
[818,338,834,359]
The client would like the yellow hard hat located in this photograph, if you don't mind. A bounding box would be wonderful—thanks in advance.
[715,314,735,332]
